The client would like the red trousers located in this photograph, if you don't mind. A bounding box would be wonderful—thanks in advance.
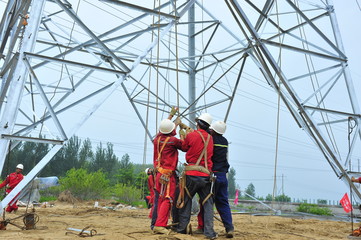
[154,172,176,227]
[5,190,19,213]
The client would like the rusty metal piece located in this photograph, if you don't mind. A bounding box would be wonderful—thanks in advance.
[66,226,97,237]
[23,213,38,229]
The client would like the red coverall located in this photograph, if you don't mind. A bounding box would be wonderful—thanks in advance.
[147,174,155,218]
[182,129,213,176]
[153,130,183,227]
[0,172,24,212]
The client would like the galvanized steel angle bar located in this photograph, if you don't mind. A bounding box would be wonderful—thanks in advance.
[121,83,153,141]
[25,52,127,75]
[53,0,130,72]
[195,0,247,47]
[309,72,343,116]
[286,0,346,59]
[343,124,360,168]
[260,39,346,62]
[181,54,244,116]
[301,68,342,105]
[13,82,114,136]
[23,57,68,141]
[99,0,180,20]
[194,22,220,70]
[225,55,247,122]
[288,63,342,82]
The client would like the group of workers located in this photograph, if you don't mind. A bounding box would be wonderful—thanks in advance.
[146,107,234,239]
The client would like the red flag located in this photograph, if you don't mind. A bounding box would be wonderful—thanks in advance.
[340,193,352,213]
[234,189,239,205]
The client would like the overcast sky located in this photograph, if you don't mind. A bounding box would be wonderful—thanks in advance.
[71,1,361,203]
[1,0,361,203]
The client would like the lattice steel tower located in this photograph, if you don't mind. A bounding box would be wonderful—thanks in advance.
[0,0,360,211]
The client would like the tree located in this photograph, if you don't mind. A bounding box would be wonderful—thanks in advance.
[245,183,255,199]
[79,138,93,169]
[117,154,134,185]
[265,193,291,202]
[63,136,81,169]
[90,142,106,172]
[104,143,120,184]
[228,167,236,198]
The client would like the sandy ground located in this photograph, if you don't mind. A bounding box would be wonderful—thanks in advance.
[0,200,356,240]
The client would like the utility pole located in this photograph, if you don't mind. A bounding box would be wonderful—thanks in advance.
[282,174,284,195]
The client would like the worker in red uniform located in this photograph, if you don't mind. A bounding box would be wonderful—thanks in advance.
[352,177,361,183]
[152,108,184,234]
[0,164,24,213]
[176,113,218,240]
[145,168,155,217]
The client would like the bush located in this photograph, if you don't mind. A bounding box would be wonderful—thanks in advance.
[112,183,142,205]
[265,193,291,202]
[40,185,62,198]
[297,203,332,216]
[317,199,327,205]
[59,168,110,200]
[39,196,58,202]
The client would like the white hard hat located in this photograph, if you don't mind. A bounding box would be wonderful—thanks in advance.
[210,121,227,135]
[159,119,175,134]
[196,113,212,126]
[16,164,24,170]
[145,168,150,174]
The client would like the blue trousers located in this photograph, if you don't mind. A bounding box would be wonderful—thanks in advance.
[214,172,234,232]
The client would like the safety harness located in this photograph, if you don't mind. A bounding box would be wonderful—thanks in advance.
[177,131,213,208]
[156,136,173,198]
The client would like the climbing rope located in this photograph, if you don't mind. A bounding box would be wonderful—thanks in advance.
[272,0,282,203]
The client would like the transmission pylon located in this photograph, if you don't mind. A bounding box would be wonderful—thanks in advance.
[0,0,360,213]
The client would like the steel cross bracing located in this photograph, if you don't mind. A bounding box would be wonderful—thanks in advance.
[0,0,360,211]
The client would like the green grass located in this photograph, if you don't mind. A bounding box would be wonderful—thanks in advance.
[39,196,57,202]
[297,203,332,216]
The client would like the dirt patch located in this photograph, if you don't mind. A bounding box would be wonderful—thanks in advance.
[0,200,355,239]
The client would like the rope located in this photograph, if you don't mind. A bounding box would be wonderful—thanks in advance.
[140,0,159,200]
[348,117,356,233]
[272,0,282,204]
[156,0,161,128]
[174,0,180,114]
[294,0,341,159]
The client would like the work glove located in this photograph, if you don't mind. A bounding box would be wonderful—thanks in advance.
[179,122,189,130]
[174,117,182,125]
[186,127,193,134]
[170,106,178,116]
[179,129,186,138]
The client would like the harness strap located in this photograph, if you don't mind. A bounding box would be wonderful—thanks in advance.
[156,136,170,169]
[194,131,210,170]
[184,165,210,175]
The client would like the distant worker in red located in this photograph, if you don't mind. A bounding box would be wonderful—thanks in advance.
[145,168,155,218]
[0,164,24,213]
[351,177,361,183]
[152,107,184,234]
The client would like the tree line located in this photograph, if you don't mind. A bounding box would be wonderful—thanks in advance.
[1,135,238,198]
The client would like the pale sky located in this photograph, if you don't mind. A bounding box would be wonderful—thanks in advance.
[1,0,361,203]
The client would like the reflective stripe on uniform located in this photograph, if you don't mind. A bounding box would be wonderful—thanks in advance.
[214,144,228,148]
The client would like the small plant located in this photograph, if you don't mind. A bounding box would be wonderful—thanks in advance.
[246,205,256,212]
[112,183,142,205]
[59,168,110,200]
[297,203,332,216]
[39,196,57,202]
[40,185,62,198]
